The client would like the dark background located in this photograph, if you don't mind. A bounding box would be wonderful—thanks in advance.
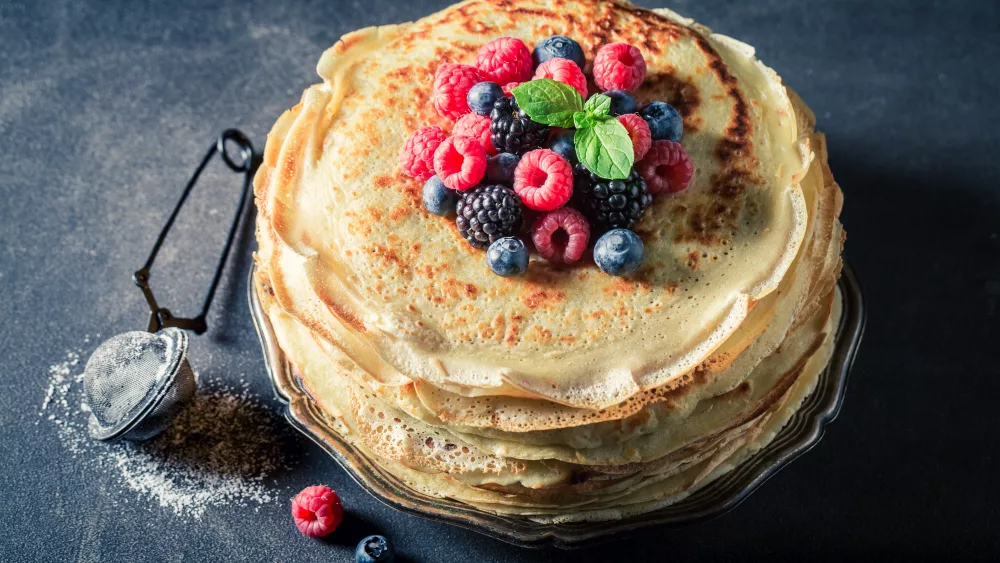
[2,0,998,561]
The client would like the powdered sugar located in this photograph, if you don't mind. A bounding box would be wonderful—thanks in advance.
[40,342,297,520]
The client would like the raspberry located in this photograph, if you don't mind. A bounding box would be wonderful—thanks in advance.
[433,135,487,191]
[513,149,573,211]
[593,43,647,92]
[399,126,447,181]
[533,58,588,99]
[502,82,520,96]
[291,485,343,538]
[636,140,694,195]
[433,64,481,120]
[453,113,497,155]
[476,37,533,85]
[617,113,652,161]
[531,207,590,264]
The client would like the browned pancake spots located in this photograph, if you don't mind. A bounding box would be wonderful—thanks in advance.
[373,174,393,189]
[528,325,553,344]
[388,206,411,222]
[519,287,566,309]
[464,283,479,298]
[685,249,701,270]
[559,335,576,344]
[503,314,523,344]
[366,206,383,221]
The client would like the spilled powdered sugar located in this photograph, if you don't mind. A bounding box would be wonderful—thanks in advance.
[40,342,299,520]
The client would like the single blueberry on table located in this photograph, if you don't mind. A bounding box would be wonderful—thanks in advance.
[639,101,683,142]
[486,237,529,277]
[485,152,520,185]
[467,81,504,116]
[422,175,457,216]
[604,89,638,116]
[532,35,586,70]
[594,228,644,276]
[356,535,394,563]
[548,130,577,163]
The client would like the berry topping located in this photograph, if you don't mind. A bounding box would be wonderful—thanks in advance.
[531,208,590,264]
[637,140,694,195]
[291,485,343,538]
[532,35,586,71]
[617,113,652,161]
[486,152,520,184]
[593,43,647,92]
[490,97,550,155]
[605,89,638,116]
[476,37,533,85]
[501,82,521,96]
[533,58,588,99]
[356,535,395,563]
[638,101,683,142]
[433,63,482,120]
[453,113,497,155]
[456,184,523,248]
[399,126,447,181]
[433,135,487,191]
[467,81,504,116]
[594,228,645,276]
[548,129,577,163]
[573,165,652,231]
[422,175,457,216]
[486,237,530,277]
[513,149,574,211]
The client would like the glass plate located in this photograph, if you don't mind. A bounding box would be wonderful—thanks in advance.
[249,264,864,548]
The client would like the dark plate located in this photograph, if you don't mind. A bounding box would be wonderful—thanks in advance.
[249,264,864,548]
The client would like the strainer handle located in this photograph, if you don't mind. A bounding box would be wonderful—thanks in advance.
[133,129,259,335]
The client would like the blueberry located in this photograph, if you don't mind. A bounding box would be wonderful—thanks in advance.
[486,237,529,277]
[422,175,457,216]
[605,90,637,116]
[485,152,520,185]
[594,229,644,276]
[356,535,394,563]
[532,35,586,70]
[467,82,504,116]
[548,130,576,163]
[639,101,683,141]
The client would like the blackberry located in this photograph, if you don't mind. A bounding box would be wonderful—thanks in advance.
[490,97,549,155]
[573,164,652,232]
[456,184,523,249]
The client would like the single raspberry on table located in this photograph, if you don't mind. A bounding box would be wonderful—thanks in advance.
[399,126,447,181]
[433,63,482,120]
[617,113,652,161]
[533,58,588,98]
[291,485,343,538]
[476,37,533,85]
[593,43,647,92]
[636,140,694,195]
[532,207,591,264]
[434,135,487,191]
[453,113,497,155]
[513,149,573,211]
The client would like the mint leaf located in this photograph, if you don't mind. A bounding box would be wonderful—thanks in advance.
[585,94,612,119]
[574,119,634,180]
[512,79,583,128]
[573,111,596,130]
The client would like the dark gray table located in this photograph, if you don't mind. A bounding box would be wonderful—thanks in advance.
[3,0,999,560]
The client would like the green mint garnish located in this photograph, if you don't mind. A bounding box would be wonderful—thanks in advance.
[573,111,597,130]
[574,119,634,180]
[511,79,583,128]
[584,94,612,118]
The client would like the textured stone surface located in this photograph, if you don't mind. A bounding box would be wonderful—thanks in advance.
[1,0,999,560]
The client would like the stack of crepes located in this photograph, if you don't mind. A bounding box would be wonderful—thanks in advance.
[253,0,845,522]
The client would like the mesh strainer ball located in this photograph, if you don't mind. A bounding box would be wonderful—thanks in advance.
[84,328,196,441]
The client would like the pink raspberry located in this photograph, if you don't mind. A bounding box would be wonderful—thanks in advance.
[533,58,588,99]
[502,82,520,97]
[637,140,694,195]
[532,208,590,264]
[617,113,652,161]
[291,485,343,538]
[433,64,481,120]
[593,43,647,92]
[513,149,573,211]
[433,135,487,191]
[453,113,496,155]
[399,126,447,181]
[476,37,533,85]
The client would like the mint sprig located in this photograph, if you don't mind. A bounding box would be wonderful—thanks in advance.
[511,82,634,180]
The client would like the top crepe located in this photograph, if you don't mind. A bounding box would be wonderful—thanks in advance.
[253,0,811,409]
